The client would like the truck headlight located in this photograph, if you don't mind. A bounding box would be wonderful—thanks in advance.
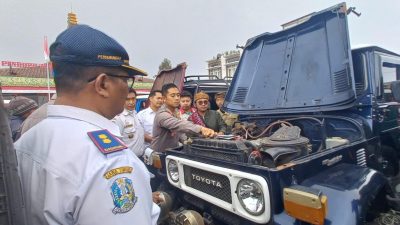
[167,160,179,182]
[237,179,265,215]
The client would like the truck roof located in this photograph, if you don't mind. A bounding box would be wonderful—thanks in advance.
[352,45,400,56]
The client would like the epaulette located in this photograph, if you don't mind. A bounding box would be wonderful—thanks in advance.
[87,129,127,155]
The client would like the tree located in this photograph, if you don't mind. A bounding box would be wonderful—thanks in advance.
[158,58,172,72]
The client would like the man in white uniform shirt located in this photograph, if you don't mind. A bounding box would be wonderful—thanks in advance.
[113,89,146,156]
[137,90,163,148]
[14,25,160,225]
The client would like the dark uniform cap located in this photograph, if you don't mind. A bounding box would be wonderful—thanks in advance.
[8,96,38,116]
[49,24,147,76]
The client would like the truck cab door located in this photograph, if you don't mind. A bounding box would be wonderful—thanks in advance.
[374,53,400,132]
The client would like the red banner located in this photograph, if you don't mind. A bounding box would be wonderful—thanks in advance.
[1,61,47,68]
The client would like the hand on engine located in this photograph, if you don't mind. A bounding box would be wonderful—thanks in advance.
[200,127,216,138]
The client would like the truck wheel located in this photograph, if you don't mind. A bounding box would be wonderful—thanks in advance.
[381,146,399,177]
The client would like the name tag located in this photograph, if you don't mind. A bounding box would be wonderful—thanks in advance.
[124,124,133,128]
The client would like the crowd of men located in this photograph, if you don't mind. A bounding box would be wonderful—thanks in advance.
[4,24,238,225]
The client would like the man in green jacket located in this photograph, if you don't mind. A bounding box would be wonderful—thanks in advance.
[215,92,238,133]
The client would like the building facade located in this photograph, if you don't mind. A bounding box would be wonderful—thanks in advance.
[206,50,242,80]
[0,63,154,105]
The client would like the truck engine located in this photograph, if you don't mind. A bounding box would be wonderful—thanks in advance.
[182,116,359,168]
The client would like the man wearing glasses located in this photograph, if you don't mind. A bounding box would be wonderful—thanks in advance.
[189,92,226,135]
[14,25,160,225]
[113,88,146,157]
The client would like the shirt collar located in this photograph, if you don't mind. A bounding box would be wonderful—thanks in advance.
[47,105,121,136]
[179,107,196,114]
[159,104,168,112]
[160,104,178,117]
[122,109,136,116]
[147,107,157,114]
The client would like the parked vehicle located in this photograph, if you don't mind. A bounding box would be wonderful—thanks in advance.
[158,3,400,225]
[136,94,149,112]
[151,63,230,109]
[184,75,230,109]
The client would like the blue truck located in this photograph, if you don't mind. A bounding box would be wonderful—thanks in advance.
[157,3,400,225]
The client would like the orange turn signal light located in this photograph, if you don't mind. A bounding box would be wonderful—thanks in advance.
[283,186,328,225]
[152,154,162,169]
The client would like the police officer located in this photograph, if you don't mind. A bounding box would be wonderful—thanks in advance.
[113,88,146,157]
[14,25,160,225]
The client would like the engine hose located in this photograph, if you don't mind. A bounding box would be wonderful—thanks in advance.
[284,116,323,125]
[245,120,293,139]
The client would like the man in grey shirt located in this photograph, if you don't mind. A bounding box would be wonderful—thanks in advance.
[151,83,215,152]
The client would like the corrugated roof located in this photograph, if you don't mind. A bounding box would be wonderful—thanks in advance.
[0,66,154,82]
[0,67,52,78]
[0,66,154,89]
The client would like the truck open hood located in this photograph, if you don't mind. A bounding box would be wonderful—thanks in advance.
[151,63,187,93]
[225,3,356,115]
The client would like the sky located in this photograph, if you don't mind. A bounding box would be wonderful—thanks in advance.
[1,0,399,77]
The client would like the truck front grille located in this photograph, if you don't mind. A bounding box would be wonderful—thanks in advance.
[189,146,244,162]
[183,165,232,203]
[185,138,251,163]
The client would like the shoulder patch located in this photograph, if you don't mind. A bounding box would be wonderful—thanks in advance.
[88,129,127,155]
[104,166,133,179]
[111,177,138,214]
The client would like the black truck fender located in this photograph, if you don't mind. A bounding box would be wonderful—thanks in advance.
[298,163,388,225]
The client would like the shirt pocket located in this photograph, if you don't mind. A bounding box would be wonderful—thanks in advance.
[123,123,136,134]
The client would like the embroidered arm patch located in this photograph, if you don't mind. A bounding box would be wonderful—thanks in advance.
[87,129,127,155]
[104,166,133,179]
[111,177,138,214]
